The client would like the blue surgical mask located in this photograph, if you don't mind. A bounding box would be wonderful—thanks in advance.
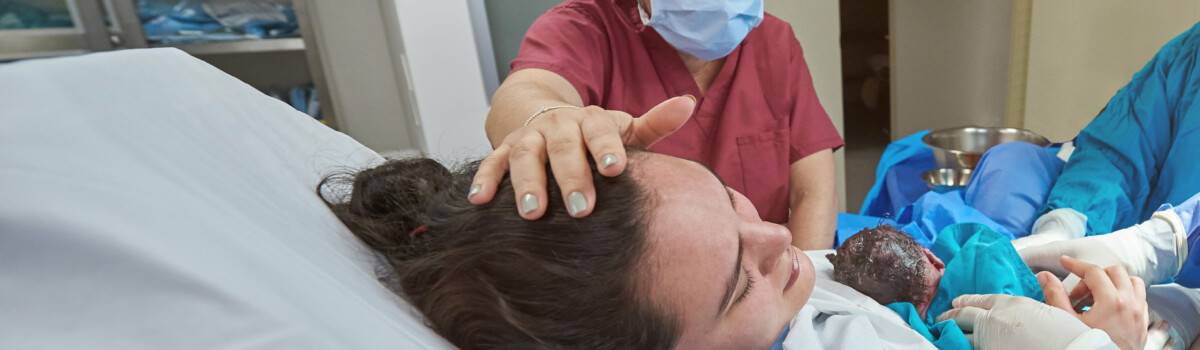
[640,0,764,61]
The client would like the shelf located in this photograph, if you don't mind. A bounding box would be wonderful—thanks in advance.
[0,49,88,62]
[158,37,305,55]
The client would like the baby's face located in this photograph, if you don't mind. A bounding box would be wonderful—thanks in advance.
[827,226,946,317]
[911,248,945,316]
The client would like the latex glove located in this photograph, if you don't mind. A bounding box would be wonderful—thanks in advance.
[1156,192,1200,287]
[1018,210,1188,286]
[1011,208,1089,251]
[935,294,1109,350]
[1144,284,1200,350]
[1156,191,1200,238]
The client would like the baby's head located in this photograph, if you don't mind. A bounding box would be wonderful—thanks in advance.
[826,225,945,316]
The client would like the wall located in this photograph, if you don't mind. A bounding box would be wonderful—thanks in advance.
[467,0,564,101]
[484,0,564,83]
[765,0,847,211]
[1017,1,1200,142]
[302,0,422,154]
[390,1,494,160]
[889,0,1014,139]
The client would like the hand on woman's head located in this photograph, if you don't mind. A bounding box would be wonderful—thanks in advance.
[468,96,694,220]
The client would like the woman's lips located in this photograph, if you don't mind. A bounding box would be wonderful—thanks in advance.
[784,246,799,292]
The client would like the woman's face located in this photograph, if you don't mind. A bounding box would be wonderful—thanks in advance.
[631,153,815,349]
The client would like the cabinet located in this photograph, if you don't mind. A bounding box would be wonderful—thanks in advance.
[0,0,111,59]
[0,0,338,129]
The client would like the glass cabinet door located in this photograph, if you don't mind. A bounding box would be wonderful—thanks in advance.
[0,0,112,61]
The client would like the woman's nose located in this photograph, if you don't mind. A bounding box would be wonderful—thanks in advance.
[745,223,791,275]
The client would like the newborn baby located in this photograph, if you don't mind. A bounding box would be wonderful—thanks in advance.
[827,224,1043,324]
[826,225,946,317]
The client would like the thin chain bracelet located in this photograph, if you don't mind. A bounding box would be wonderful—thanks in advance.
[524,105,580,126]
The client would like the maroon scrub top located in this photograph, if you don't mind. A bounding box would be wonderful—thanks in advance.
[511,0,844,224]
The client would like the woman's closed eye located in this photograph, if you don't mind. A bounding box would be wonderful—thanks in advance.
[734,266,754,304]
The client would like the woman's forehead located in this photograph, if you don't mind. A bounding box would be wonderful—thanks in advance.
[632,153,739,329]
[632,153,724,190]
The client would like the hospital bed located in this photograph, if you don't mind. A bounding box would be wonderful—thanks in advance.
[0,49,934,349]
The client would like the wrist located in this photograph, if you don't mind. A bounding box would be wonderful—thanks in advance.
[1034,208,1089,238]
[524,105,580,126]
[1106,214,1184,285]
[1062,329,1119,350]
[1151,210,1189,279]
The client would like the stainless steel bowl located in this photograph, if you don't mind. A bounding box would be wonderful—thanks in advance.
[922,126,1050,169]
[921,168,973,192]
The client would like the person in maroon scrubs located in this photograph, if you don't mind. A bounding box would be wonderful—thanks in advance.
[468,0,844,250]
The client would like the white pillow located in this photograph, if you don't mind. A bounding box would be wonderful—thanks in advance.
[0,48,454,349]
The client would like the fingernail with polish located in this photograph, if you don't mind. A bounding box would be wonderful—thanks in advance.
[601,154,618,168]
[568,192,587,216]
[521,193,539,215]
[468,185,481,199]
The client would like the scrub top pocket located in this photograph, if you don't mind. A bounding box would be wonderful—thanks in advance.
[736,129,790,223]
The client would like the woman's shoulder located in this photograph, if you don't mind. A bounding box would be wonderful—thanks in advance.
[757,13,800,44]
[542,0,634,27]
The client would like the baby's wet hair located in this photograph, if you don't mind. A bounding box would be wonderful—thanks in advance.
[825,225,933,306]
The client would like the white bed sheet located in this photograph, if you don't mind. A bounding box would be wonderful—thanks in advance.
[0,48,453,349]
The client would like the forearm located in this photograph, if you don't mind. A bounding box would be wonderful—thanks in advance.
[787,150,838,250]
[485,69,584,148]
[788,187,837,249]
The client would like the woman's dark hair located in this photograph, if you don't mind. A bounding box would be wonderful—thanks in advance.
[318,148,679,349]
[825,225,932,306]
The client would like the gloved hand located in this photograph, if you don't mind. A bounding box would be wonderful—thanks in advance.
[934,294,1103,350]
[1011,208,1089,251]
[1018,210,1188,286]
[1039,256,1149,350]
[938,256,1151,350]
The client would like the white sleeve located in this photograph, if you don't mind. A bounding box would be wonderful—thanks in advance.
[1062,329,1119,350]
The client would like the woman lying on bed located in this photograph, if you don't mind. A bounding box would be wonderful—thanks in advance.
[320,148,1146,350]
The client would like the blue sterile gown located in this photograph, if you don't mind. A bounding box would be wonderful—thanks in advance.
[859,131,936,219]
[963,142,1064,238]
[1038,22,1200,286]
